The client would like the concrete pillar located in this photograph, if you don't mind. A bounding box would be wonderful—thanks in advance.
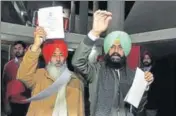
[79,1,88,34]
[52,1,56,6]
[93,1,99,12]
[69,1,76,32]
[8,45,11,61]
[107,1,125,33]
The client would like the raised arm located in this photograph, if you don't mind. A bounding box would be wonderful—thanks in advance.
[17,27,47,88]
[72,10,112,81]
[72,33,100,81]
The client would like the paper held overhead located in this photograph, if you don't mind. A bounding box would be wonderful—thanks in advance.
[38,6,65,39]
[124,67,148,108]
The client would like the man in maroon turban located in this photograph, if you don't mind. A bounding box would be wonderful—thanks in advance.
[141,51,158,116]
[16,27,84,116]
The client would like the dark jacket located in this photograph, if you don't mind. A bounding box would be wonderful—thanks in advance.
[72,36,148,116]
[143,66,158,110]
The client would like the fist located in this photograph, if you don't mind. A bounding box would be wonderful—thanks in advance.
[33,26,47,48]
[144,72,154,85]
[91,10,112,37]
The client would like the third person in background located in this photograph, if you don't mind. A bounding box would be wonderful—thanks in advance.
[141,51,158,116]
[2,41,30,116]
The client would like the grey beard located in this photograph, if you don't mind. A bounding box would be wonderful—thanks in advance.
[46,62,67,80]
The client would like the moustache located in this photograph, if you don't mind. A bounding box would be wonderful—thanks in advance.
[105,52,126,69]
[15,52,24,57]
[16,52,20,54]
[143,60,151,64]
[143,61,151,65]
[110,53,122,62]
[111,52,121,57]
[54,61,64,67]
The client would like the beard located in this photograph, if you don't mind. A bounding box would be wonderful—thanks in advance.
[46,62,66,80]
[143,61,151,67]
[105,52,126,69]
[15,51,25,58]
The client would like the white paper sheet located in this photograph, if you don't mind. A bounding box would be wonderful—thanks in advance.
[38,6,65,39]
[124,67,148,108]
[23,68,71,102]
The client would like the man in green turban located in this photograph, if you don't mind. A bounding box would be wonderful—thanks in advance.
[103,31,132,69]
[72,10,154,116]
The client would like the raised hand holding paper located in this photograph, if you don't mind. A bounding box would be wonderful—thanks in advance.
[38,6,65,39]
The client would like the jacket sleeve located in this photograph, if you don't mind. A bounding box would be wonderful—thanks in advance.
[2,64,8,104]
[132,92,148,115]
[126,68,148,115]
[2,63,13,104]
[72,36,100,82]
[2,64,11,87]
[17,45,41,89]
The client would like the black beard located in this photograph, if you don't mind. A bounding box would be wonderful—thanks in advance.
[104,53,126,69]
[143,61,152,67]
[15,52,24,58]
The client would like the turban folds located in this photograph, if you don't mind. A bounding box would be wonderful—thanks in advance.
[104,31,132,56]
[142,51,152,59]
[42,39,68,64]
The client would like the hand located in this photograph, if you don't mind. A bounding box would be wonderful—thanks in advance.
[33,26,47,48]
[144,72,154,85]
[91,10,112,37]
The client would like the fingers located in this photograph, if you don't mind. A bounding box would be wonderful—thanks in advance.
[94,10,112,20]
[106,11,112,16]
[34,26,47,38]
[94,10,100,16]
[35,26,46,34]
[105,16,112,23]
[95,10,112,16]
[92,9,112,35]
[145,73,152,81]
[144,72,154,82]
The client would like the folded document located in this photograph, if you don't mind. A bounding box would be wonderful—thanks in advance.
[38,6,65,39]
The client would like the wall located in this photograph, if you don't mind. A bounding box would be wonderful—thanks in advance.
[74,15,93,33]
[124,1,176,34]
